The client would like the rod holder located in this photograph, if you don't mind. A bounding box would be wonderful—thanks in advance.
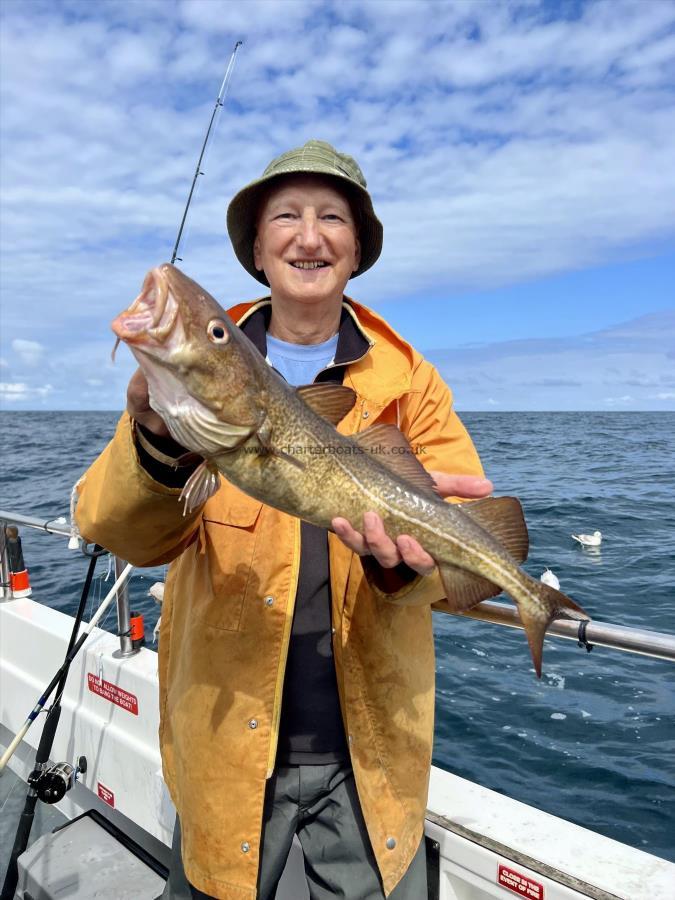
[0,526,10,602]
[114,556,139,657]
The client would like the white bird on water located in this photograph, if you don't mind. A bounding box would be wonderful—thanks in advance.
[571,530,602,547]
[540,568,560,590]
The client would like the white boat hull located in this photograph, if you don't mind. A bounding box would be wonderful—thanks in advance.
[2,597,672,899]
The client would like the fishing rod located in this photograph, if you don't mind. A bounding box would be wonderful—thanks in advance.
[1,547,102,897]
[171,40,243,264]
[1,555,134,899]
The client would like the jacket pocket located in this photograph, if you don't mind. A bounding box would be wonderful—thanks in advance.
[195,490,263,631]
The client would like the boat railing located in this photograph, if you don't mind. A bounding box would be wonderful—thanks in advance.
[1,508,674,663]
[0,510,139,660]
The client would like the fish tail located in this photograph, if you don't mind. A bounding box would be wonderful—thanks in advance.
[518,580,589,678]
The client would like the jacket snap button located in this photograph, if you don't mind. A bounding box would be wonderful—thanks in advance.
[362,410,369,419]
[241,841,250,853]
[248,719,258,729]
[264,595,274,606]
[386,837,396,850]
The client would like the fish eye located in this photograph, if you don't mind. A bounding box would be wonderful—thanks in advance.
[207,319,229,343]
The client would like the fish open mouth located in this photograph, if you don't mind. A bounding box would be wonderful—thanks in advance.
[111,266,180,352]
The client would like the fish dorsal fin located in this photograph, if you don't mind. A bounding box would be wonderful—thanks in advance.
[436,563,503,611]
[352,424,440,498]
[296,384,357,425]
[458,496,529,563]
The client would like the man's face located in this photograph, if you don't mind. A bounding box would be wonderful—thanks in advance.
[253,175,361,307]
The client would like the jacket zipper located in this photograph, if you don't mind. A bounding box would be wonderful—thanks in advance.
[265,515,302,778]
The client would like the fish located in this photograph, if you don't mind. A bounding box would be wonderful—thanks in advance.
[111,263,589,676]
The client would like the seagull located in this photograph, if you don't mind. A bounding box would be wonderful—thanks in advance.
[148,582,165,604]
[571,530,602,547]
[148,582,165,644]
[540,568,560,590]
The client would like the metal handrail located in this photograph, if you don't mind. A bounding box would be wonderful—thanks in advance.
[0,510,72,538]
[0,509,139,657]
[2,508,674,663]
[450,600,675,662]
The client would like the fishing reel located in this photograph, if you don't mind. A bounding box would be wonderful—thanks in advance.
[29,755,87,805]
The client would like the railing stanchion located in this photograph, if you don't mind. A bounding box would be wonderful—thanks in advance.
[0,526,10,602]
[114,556,137,657]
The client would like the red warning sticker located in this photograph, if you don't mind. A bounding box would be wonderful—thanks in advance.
[498,864,544,899]
[97,782,115,808]
[87,673,138,715]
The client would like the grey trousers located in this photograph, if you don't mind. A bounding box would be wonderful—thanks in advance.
[161,762,427,899]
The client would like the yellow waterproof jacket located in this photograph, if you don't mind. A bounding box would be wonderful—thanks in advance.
[76,298,483,898]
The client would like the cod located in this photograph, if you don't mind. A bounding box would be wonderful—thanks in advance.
[112,263,588,676]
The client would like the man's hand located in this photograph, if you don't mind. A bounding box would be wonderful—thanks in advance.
[127,368,170,437]
[331,473,493,576]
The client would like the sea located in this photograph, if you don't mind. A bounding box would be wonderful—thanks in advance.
[1,410,673,864]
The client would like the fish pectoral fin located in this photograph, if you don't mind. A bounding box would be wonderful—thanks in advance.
[437,564,503,611]
[296,384,357,425]
[253,417,305,470]
[457,496,529,563]
[214,422,258,449]
[352,424,440,498]
[517,581,589,678]
[255,416,275,453]
[182,405,258,453]
[179,460,220,515]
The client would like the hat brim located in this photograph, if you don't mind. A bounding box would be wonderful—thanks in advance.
[227,171,383,287]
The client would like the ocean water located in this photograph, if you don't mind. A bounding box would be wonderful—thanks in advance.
[1,410,673,863]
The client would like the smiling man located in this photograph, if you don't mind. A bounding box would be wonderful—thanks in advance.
[252,174,362,322]
[76,139,490,899]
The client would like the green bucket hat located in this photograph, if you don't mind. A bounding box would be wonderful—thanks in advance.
[226,139,383,286]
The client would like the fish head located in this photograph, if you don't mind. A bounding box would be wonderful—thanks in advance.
[112,263,262,455]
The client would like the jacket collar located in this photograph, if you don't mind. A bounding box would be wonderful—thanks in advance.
[229,296,417,407]
[236,299,371,376]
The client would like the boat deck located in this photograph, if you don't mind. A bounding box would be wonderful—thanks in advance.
[1,765,68,879]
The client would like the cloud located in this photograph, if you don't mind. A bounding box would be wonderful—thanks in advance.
[429,310,675,410]
[0,0,673,409]
[0,381,53,402]
[11,339,45,366]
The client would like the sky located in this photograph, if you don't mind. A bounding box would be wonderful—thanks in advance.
[0,0,674,411]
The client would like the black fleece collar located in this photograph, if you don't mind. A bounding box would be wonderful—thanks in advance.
[239,300,371,384]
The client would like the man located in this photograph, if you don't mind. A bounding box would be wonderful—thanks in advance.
[76,140,490,899]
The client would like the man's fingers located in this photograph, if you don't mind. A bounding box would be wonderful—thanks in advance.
[333,513,402,568]
[333,513,436,575]
[127,368,170,437]
[430,472,493,499]
[396,536,436,577]
[361,512,402,569]
[127,368,152,412]
[332,517,369,555]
